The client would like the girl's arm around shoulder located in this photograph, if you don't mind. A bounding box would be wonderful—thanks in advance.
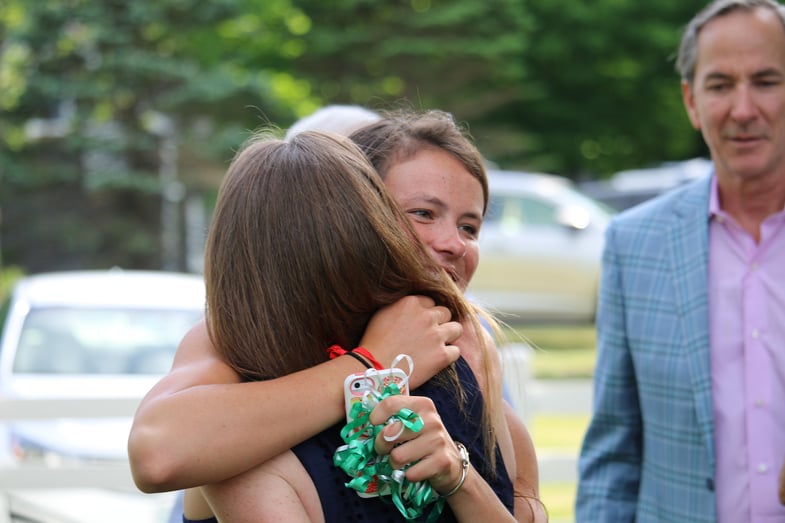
[129,320,350,492]
[129,296,462,493]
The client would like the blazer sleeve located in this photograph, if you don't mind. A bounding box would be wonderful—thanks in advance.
[575,219,642,523]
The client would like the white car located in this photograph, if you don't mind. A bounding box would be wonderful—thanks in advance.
[0,269,205,522]
[468,170,613,324]
[580,157,712,211]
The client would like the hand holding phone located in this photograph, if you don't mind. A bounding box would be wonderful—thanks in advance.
[343,367,409,424]
[339,357,412,498]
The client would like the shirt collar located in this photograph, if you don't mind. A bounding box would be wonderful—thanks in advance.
[708,172,721,218]
[708,169,785,219]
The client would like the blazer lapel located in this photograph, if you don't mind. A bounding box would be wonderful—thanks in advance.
[667,174,715,467]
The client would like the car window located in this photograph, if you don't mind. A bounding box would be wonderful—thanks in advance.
[486,194,557,231]
[13,307,203,375]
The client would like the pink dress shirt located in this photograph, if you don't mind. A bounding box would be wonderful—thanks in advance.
[708,177,785,523]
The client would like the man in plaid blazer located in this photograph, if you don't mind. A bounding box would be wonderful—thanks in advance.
[576,1,785,521]
[576,173,718,521]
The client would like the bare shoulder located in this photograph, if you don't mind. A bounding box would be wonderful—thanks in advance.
[172,320,238,380]
[171,320,214,364]
[141,319,240,402]
[203,451,325,523]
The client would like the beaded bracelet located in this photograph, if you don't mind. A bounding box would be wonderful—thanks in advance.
[442,442,470,498]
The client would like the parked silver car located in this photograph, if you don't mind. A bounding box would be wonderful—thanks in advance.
[0,269,204,522]
[580,157,712,211]
[468,170,613,324]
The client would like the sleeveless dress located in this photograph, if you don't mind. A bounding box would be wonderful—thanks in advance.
[183,357,513,523]
[290,356,514,522]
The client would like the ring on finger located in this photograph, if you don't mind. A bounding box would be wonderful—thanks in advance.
[384,418,406,442]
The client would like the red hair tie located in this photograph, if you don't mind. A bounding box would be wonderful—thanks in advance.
[327,345,384,370]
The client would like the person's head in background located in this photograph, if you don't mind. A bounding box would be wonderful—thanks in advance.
[676,0,785,185]
[284,105,381,140]
[204,130,471,382]
[350,110,488,293]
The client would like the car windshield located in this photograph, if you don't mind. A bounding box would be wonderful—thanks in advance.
[486,194,556,229]
[13,307,203,375]
[485,187,607,230]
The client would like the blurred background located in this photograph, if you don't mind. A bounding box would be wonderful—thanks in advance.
[1,0,715,521]
[1,0,712,276]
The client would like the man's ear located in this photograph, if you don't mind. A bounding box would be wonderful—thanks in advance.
[682,80,702,131]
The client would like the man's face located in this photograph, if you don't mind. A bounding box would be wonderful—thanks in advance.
[682,7,785,183]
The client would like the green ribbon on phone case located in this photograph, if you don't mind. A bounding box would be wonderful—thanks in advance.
[333,381,444,522]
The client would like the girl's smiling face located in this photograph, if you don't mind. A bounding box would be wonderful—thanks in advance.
[383,147,485,292]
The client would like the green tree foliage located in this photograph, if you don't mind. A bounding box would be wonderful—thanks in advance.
[287,0,531,112]
[285,0,534,162]
[0,0,310,272]
[500,0,709,176]
[1,0,715,273]
[283,0,709,177]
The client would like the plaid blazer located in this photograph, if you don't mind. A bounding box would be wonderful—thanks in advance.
[576,174,717,522]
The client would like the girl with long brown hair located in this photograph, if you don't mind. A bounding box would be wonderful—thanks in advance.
[198,130,519,521]
[129,111,544,522]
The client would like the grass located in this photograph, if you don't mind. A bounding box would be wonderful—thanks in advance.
[503,323,597,380]
[531,413,590,523]
[502,322,597,522]
[540,482,579,523]
[532,414,590,450]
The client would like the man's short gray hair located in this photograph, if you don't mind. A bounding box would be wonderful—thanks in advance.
[676,0,785,84]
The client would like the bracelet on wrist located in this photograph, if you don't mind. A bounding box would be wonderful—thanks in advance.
[344,350,372,369]
[442,442,470,498]
[350,346,384,370]
[326,345,383,370]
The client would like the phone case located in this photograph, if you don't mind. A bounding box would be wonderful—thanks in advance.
[341,367,408,498]
[344,367,408,421]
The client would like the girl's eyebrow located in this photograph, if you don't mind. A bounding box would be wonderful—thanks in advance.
[400,193,446,208]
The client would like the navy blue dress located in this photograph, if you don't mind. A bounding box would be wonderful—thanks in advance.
[290,356,514,522]
[183,357,513,523]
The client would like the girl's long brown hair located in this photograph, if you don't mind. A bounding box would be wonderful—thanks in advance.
[204,130,472,383]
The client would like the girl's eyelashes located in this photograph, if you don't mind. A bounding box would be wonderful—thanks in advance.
[408,209,481,238]
[459,224,480,238]
[408,209,434,220]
